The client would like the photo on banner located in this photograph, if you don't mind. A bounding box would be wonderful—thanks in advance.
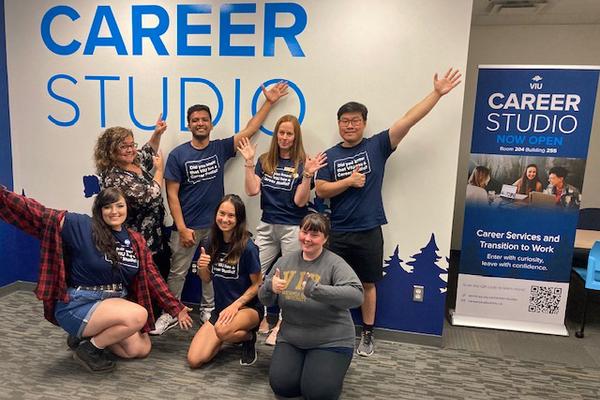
[453,65,600,335]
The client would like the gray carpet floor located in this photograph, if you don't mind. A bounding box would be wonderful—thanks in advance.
[0,288,599,400]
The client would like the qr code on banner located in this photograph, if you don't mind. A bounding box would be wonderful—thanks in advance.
[528,286,562,314]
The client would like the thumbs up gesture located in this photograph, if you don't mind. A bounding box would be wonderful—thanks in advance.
[197,246,211,272]
[272,268,287,294]
[348,165,365,188]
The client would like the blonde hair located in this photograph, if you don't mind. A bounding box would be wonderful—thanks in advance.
[259,115,306,176]
[94,127,136,174]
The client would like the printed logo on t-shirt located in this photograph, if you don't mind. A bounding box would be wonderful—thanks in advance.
[333,151,372,181]
[212,255,239,280]
[104,245,139,270]
[262,167,296,191]
[280,270,322,302]
[185,155,221,184]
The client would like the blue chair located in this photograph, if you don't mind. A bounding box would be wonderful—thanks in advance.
[573,241,600,338]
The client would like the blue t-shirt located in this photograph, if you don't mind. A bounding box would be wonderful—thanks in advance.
[61,213,139,287]
[165,137,235,229]
[210,239,261,313]
[256,158,307,225]
[316,130,395,232]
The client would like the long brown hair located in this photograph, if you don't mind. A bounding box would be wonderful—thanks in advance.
[94,126,138,174]
[518,164,542,194]
[258,115,306,176]
[209,194,250,265]
[91,187,127,266]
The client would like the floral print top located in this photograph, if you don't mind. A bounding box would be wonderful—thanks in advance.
[101,143,165,253]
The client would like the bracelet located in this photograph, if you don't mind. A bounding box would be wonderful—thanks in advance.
[302,171,313,179]
[245,163,255,168]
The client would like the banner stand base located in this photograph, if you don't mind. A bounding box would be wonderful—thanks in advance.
[451,310,569,336]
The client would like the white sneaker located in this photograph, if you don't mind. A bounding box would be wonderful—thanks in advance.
[149,313,178,336]
[200,309,213,323]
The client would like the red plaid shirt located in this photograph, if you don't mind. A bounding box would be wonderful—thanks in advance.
[0,187,185,332]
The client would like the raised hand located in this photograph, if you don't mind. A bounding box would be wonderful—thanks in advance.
[178,306,194,330]
[304,152,327,176]
[272,268,287,294]
[154,113,167,135]
[263,80,289,104]
[237,137,257,162]
[347,165,365,188]
[434,68,462,96]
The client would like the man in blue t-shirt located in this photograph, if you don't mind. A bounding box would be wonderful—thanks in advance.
[150,82,288,335]
[315,69,461,356]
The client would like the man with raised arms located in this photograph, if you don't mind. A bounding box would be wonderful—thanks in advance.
[151,82,288,335]
[315,69,461,356]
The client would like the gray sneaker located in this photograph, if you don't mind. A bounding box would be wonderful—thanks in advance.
[356,330,374,357]
[149,313,178,336]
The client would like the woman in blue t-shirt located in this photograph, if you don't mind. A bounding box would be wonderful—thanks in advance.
[0,185,193,374]
[237,114,326,344]
[187,194,263,367]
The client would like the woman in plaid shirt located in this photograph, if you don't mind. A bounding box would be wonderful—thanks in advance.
[0,185,193,373]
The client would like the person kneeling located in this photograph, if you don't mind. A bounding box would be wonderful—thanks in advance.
[187,194,263,368]
[259,213,364,399]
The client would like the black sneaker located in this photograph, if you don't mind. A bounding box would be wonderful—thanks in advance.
[240,331,257,366]
[67,335,81,350]
[73,340,116,373]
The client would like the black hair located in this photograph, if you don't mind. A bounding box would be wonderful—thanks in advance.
[337,101,368,121]
[300,213,330,239]
[91,187,126,266]
[209,194,250,265]
[549,166,568,179]
[187,104,212,124]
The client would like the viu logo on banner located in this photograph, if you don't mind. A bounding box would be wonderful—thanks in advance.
[471,68,600,158]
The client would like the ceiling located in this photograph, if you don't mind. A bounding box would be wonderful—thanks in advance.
[472,0,600,25]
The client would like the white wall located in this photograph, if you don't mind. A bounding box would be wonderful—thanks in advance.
[5,0,472,268]
[452,23,600,250]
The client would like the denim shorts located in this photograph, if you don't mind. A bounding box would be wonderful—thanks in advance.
[55,287,127,338]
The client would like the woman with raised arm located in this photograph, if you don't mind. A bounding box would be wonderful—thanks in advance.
[187,194,263,367]
[237,114,326,344]
[259,213,363,399]
[94,115,168,262]
[0,186,192,373]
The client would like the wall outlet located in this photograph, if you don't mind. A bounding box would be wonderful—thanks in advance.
[413,285,424,302]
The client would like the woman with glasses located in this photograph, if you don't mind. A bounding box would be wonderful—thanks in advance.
[236,115,326,345]
[94,117,169,273]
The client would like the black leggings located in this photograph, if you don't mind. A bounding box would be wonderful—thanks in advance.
[269,342,352,400]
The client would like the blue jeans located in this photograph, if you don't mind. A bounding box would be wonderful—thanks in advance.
[55,287,127,338]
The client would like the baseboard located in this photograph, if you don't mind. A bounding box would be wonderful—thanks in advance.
[355,326,442,347]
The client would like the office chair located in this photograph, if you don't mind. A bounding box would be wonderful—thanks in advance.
[573,241,600,338]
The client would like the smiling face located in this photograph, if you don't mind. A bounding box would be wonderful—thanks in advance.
[215,200,237,237]
[526,166,537,180]
[277,121,296,155]
[188,110,213,141]
[548,173,564,189]
[101,196,127,231]
[338,112,365,147]
[114,135,137,167]
[299,227,327,259]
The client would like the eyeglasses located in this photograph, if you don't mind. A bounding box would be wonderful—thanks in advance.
[119,142,138,151]
[338,118,363,126]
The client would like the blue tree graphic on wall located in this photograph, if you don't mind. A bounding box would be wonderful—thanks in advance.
[375,233,448,335]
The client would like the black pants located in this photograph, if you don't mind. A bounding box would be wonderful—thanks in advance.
[269,342,352,400]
